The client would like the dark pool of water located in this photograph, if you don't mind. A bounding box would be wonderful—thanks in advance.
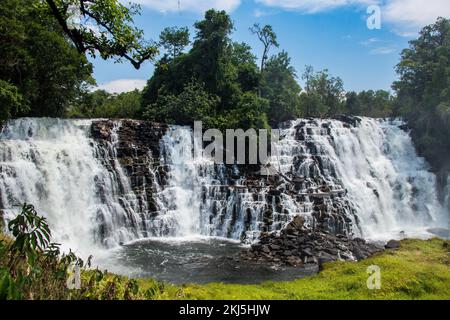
[100,237,318,284]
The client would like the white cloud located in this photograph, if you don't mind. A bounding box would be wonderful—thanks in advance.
[383,0,450,35]
[255,0,375,13]
[369,46,396,55]
[360,37,379,46]
[96,79,146,94]
[253,8,269,17]
[133,0,241,14]
[359,37,396,55]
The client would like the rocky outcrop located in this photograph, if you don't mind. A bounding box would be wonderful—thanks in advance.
[242,215,384,267]
[91,120,167,195]
[91,119,166,157]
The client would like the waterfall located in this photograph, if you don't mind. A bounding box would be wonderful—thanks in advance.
[273,117,448,239]
[149,126,294,241]
[0,118,106,254]
[0,117,448,255]
[148,126,206,237]
[0,118,150,254]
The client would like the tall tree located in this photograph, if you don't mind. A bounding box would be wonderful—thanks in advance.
[141,10,265,130]
[301,66,344,117]
[159,26,190,61]
[250,24,279,73]
[0,0,93,119]
[393,17,450,170]
[260,51,302,125]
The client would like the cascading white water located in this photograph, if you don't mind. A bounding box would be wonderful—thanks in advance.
[0,117,448,255]
[0,118,103,254]
[152,126,280,241]
[0,118,147,254]
[333,118,447,239]
[151,126,304,241]
[150,126,206,236]
[274,117,449,240]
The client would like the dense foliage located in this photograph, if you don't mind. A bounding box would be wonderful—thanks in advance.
[393,17,450,171]
[300,66,345,117]
[44,0,157,69]
[0,0,93,123]
[260,52,302,125]
[68,89,142,118]
[344,90,394,118]
[141,10,299,130]
[0,0,155,125]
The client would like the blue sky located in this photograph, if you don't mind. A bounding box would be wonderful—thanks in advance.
[92,0,449,93]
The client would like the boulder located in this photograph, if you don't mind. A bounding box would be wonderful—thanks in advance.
[290,215,306,230]
[385,240,400,249]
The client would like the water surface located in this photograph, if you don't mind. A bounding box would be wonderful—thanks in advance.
[97,237,318,284]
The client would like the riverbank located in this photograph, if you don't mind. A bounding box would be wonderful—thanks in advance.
[143,238,450,300]
[84,238,450,300]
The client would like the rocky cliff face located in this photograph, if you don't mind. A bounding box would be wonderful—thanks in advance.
[91,119,168,239]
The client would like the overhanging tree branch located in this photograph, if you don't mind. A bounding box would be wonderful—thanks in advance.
[44,0,157,69]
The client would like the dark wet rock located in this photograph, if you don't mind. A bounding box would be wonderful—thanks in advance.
[0,209,4,230]
[332,115,361,127]
[241,214,384,268]
[385,239,401,249]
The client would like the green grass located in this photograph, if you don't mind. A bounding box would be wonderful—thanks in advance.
[159,239,450,300]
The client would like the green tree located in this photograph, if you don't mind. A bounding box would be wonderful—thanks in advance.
[144,80,219,126]
[0,0,93,118]
[344,90,394,117]
[69,89,142,118]
[230,42,260,92]
[393,17,450,170]
[141,10,262,129]
[250,24,279,73]
[0,80,26,126]
[260,51,302,125]
[159,26,190,61]
[301,66,345,117]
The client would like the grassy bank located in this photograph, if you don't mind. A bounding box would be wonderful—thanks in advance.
[171,238,450,300]
[2,212,450,300]
[81,238,450,300]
